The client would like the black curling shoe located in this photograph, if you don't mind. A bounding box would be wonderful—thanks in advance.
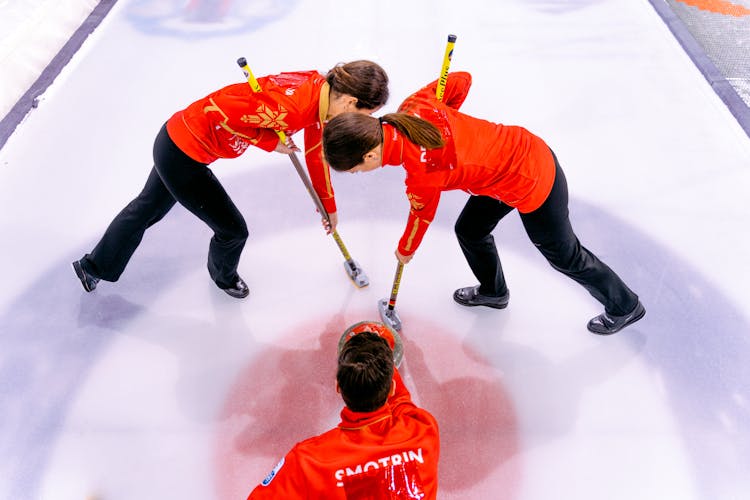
[72,260,100,292]
[453,285,509,309]
[221,277,249,299]
[587,301,645,335]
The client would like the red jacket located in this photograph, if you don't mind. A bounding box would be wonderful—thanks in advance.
[384,72,556,256]
[247,369,440,499]
[166,71,338,213]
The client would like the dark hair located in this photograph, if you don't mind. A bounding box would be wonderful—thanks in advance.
[337,331,395,412]
[326,60,389,110]
[323,112,445,171]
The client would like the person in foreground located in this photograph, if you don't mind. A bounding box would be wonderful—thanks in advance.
[247,326,439,499]
[322,72,645,334]
[72,60,388,298]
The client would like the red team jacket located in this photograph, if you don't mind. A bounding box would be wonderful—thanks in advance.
[247,369,440,499]
[386,72,556,256]
[166,71,338,214]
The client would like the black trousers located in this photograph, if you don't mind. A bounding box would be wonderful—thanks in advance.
[454,152,638,316]
[82,123,248,288]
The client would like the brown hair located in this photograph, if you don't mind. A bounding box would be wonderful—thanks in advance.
[326,60,389,110]
[323,112,445,171]
[337,331,394,412]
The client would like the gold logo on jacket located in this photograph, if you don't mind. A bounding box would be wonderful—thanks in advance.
[408,193,425,211]
[241,104,289,129]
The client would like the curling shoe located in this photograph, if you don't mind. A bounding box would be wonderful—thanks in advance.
[72,259,100,292]
[221,277,249,299]
[453,285,509,309]
[587,300,645,335]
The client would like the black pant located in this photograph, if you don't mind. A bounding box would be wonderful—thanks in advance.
[454,152,638,316]
[82,123,248,288]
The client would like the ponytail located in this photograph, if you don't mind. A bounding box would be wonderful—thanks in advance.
[380,113,444,149]
[323,112,445,172]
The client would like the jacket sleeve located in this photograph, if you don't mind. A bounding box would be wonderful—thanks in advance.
[439,71,472,109]
[389,368,414,409]
[397,185,441,256]
[304,123,337,214]
[409,72,472,110]
[390,369,439,444]
[254,128,284,152]
[247,447,306,499]
[204,85,283,152]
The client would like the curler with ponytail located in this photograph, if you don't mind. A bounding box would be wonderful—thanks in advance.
[324,113,444,172]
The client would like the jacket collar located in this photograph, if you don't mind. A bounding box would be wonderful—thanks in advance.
[380,123,404,167]
[318,81,330,124]
[338,403,392,431]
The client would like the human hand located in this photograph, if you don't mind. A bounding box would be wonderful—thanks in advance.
[273,135,300,154]
[322,211,338,234]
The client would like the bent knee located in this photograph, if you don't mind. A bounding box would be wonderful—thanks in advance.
[536,239,580,269]
[455,218,490,241]
[216,220,248,242]
[234,221,249,241]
